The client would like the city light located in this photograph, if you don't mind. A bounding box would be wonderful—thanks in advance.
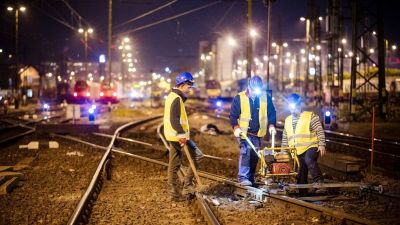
[249,28,257,38]
[99,54,106,63]
[7,6,13,11]
[300,17,306,22]
[341,38,347,44]
[227,36,237,47]
[392,45,397,50]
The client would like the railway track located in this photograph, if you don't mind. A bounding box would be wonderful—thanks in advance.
[67,128,394,224]
[1,106,398,224]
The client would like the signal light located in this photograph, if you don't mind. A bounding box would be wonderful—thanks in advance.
[324,111,331,125]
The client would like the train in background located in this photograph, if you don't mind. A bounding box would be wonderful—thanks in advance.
[99,82,118,103]
[72,80,92,103]
[205,79,221,99]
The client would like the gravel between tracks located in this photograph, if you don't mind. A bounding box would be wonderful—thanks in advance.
[88,154,203,225]
[0,135,103,225]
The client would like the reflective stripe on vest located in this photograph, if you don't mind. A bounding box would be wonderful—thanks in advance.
[284,111,318,155]
[237,91,268,138]
[163,92,190,141]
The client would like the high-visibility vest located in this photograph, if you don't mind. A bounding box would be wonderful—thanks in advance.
[163,91,190,141]
[284,111,318,155]
[237,91,268,138]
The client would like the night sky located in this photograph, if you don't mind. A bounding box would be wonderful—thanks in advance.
[0,0,399,76]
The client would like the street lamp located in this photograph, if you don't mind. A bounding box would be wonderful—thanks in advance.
[78,27,94,73]
[7,5,26,109]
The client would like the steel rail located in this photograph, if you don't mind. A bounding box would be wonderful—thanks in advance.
[0,125,35,145]
[62,130,378,225]
[67,115,162,225]
[326,138,400,158]
[109,149,378,225]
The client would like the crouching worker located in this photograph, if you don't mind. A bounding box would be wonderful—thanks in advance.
[282,93,326,195]
[229,75,276,186]
[163,72,204,202]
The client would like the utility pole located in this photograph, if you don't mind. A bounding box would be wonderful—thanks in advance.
[107,0,113,84]
[265,0,272,89]
[377,0,386,119]
[246,0,252,78]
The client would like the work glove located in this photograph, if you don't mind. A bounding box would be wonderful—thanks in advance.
[269,126,277,136]
[233,127,243,138]
[178,134,187,147]
[317,146,326,157]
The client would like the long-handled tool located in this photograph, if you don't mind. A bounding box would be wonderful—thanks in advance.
[183,145,203,186]
[240,133,267,170]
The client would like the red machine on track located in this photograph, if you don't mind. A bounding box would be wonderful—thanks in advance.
[99,82,118,103]
[72,80,91,103]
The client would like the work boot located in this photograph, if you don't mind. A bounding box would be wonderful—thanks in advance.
[239,180,252,186]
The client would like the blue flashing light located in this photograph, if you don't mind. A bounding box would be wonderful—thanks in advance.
[88,108,95,114]
[43,103,49,110]
[99,54,106,63]
[91,104,97,110]
[254,88,261,95]
[216,101,222,108]
[325,111,331,117]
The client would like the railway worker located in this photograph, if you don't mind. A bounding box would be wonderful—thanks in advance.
[282,93,326,194]
[163,71,204,201]
[229,75,276,186]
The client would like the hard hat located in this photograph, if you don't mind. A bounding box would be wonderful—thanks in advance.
[248,75,263,90]
[176,72,194,86]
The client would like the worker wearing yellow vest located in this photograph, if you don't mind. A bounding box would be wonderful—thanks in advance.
[229,75,276,186]
[282,93,326,194]
[163,72,204,201]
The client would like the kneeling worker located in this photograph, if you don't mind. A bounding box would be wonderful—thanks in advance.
[229,75,276,186]
[282,93,326,194]
[163,72,204,201]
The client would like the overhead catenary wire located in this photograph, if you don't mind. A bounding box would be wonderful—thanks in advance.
[114,0,178,29]
[115,0,222,37]
[29,2,76,31]
[213,0,237,31]
[61,0,91,28]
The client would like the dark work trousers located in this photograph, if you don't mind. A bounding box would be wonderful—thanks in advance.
[167,140,202,197]
[297,147,323,185]
[238,135,261,184]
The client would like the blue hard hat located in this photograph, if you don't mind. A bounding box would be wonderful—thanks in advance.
[288,93,302,105]
[175,72,194,86]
